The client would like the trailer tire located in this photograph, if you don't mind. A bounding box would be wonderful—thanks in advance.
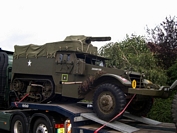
[93,83,126,121]
[127,96,153,116]
[33,118,53,133]
[11,115,26,133]
[172,93,177,125]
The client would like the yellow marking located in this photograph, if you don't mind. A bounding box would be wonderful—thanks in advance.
[132,80,137,89]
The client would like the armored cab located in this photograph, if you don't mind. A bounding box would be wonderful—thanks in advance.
[11,35,175,121]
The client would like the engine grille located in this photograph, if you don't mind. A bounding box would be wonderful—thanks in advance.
[129,74,144,88]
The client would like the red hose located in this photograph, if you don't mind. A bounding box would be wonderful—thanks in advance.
[94,94,136,133]
[14,93,29,107]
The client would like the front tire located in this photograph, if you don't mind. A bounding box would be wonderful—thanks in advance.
[33,118,53,133]
[93,83,126,121]
[11,115,26,133]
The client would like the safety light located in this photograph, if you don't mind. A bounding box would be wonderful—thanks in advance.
[55,124,64,128]
[65,120,72,133]
[55,124,65,133]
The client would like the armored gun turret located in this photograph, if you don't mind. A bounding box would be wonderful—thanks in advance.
[11,35,176,121]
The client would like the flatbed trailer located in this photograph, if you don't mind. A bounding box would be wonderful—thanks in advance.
[0,102,176,133]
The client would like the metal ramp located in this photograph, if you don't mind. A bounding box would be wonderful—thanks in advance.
[81,112,162,133]
[123,111,161,125]
[81,113,139,133]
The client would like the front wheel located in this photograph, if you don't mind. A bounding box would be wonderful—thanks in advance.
[33,118,53,133]
[93,83,126,121]
[11,115,26,133]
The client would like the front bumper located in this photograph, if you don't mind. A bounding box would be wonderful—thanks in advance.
[128,80,177,98]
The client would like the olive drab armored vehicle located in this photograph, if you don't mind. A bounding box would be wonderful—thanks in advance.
[11,35,177,121]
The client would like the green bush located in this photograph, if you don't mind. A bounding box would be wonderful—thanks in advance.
[99,34,177,122]
[147,90,176,122]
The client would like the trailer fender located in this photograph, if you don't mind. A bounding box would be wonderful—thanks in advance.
[30,113,55,133]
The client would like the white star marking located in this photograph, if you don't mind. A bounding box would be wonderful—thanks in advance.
[28,60,32,66]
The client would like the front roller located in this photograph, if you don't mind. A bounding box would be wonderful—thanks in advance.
[93,83,126,121]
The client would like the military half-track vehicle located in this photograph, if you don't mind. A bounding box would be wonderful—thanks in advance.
[11,35,177,121]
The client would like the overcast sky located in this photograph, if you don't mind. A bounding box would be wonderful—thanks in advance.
[0,0,176,51]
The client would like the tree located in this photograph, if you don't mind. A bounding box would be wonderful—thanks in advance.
[167,61,177,85]
[99,34,167,85]
[99,34,177,122]
[146,16,177,69]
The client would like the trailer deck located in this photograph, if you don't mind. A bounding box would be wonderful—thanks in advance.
[9,102,176,133]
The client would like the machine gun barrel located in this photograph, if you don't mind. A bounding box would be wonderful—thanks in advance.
[85,37,111,44]
[87,37,111,41]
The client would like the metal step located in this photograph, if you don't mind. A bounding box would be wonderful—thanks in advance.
[81,113,139,133]
[123,111,161,125]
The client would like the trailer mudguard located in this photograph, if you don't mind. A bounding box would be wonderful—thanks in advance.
[0,111,12,131]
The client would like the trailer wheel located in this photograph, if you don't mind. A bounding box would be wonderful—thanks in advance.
[127,96,153,116]
[11,115,26,133]
[172,93,177,125]
[33,118,53,133]
[93,83,126,121]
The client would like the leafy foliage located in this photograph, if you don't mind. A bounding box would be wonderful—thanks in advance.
[99,18,177,122]
[99,34,175,122]
[99,34,167,85]
[147,90,177,123]
[167,61,177,85]
[145,16,177,123]
[147,16,177,69]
